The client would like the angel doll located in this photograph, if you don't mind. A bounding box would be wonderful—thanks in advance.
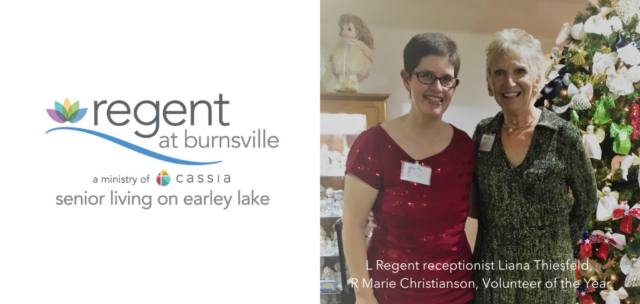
[611,154,640,181]
[582,125,605,159]
[329,14,374,93]
[615,32,640,66]
[622,255,640,287]
[600,286,628,304]
[597,187,619,221]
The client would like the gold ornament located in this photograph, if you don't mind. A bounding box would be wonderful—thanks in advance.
[572,50,587,66]
[602,45,611,54]
[579,258,597,277]
[587,68,608,85]
[573,72,584,87]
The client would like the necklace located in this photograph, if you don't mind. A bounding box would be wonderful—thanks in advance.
[502,114,538,134]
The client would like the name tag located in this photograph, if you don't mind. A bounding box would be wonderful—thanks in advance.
[400,161,431,185]
[479,134,495,152]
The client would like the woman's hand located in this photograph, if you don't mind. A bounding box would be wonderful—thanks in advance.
[344,174,379,304]
[367,211,377,229]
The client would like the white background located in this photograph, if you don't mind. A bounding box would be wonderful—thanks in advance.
[0,1,318,303]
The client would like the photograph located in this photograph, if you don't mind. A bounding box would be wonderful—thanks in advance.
[320,0,640,303]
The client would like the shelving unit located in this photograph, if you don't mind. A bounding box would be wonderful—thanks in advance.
[319,92,388,303]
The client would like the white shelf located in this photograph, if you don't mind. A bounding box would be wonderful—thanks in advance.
[321,174,345,177]
[320,211,342,218]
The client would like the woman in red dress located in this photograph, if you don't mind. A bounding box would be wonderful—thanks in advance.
[343,33,475,304]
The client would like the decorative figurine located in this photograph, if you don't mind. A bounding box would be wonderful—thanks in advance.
[611,154,640,181]
[321,144,331,173]
[607,67,635,98]
[597,187,619,221]
[322,266,335,280]
[600,286,628,304]
[320,198,328,214]
[326,187,336,214]
[334,261,343,290]
[364,219,375,244]
[616,33,640,66]
[328,150,342,174]
[325,238,334,252]
[582,125,605,160]
[610,118,633,155]
[326,187,335,200]
[334,190,344,214]
[622,254,640,287]
[329,13,374,93]
[593,95,616,125]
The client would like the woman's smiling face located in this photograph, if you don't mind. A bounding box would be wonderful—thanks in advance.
[488,53,540,114]
[403,55,456,118]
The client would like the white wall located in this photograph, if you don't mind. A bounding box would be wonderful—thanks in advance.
[321,0,585,134]
[322,26,503,134]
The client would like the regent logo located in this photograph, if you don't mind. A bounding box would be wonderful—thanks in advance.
[157,170,171,186]
[46,98,88,123]
[44,97,231,166]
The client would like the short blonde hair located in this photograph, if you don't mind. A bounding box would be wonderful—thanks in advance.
[485,28,545,80]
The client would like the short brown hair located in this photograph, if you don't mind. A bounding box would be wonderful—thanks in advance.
[403,33,460,77]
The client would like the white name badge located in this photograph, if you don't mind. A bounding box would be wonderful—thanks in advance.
[400,161,431,185]
[479,134,495,152]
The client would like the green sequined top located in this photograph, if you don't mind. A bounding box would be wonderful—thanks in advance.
[472,108,597,303]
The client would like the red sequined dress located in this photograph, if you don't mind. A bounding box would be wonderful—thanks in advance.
[345,124,475,304]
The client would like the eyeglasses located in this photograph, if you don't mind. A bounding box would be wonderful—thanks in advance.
[412,72,459,88]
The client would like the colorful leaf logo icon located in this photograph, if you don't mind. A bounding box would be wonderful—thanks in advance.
[47,98,87,123]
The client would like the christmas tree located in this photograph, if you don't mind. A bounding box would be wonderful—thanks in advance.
[545,0,640,302]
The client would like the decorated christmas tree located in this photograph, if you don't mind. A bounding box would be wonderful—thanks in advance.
[544,0,640,302]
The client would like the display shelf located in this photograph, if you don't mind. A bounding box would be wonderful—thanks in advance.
[320,93,388,304]
[320,174,345,178]
[320,211,342,218]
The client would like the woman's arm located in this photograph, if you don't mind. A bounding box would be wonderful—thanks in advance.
[565,127,598,242]
[343,173,379,303]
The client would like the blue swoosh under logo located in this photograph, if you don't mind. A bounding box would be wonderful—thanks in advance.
[46,127,221,166]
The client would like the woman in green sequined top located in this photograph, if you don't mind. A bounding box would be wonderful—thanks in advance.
[472,28,598,303]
